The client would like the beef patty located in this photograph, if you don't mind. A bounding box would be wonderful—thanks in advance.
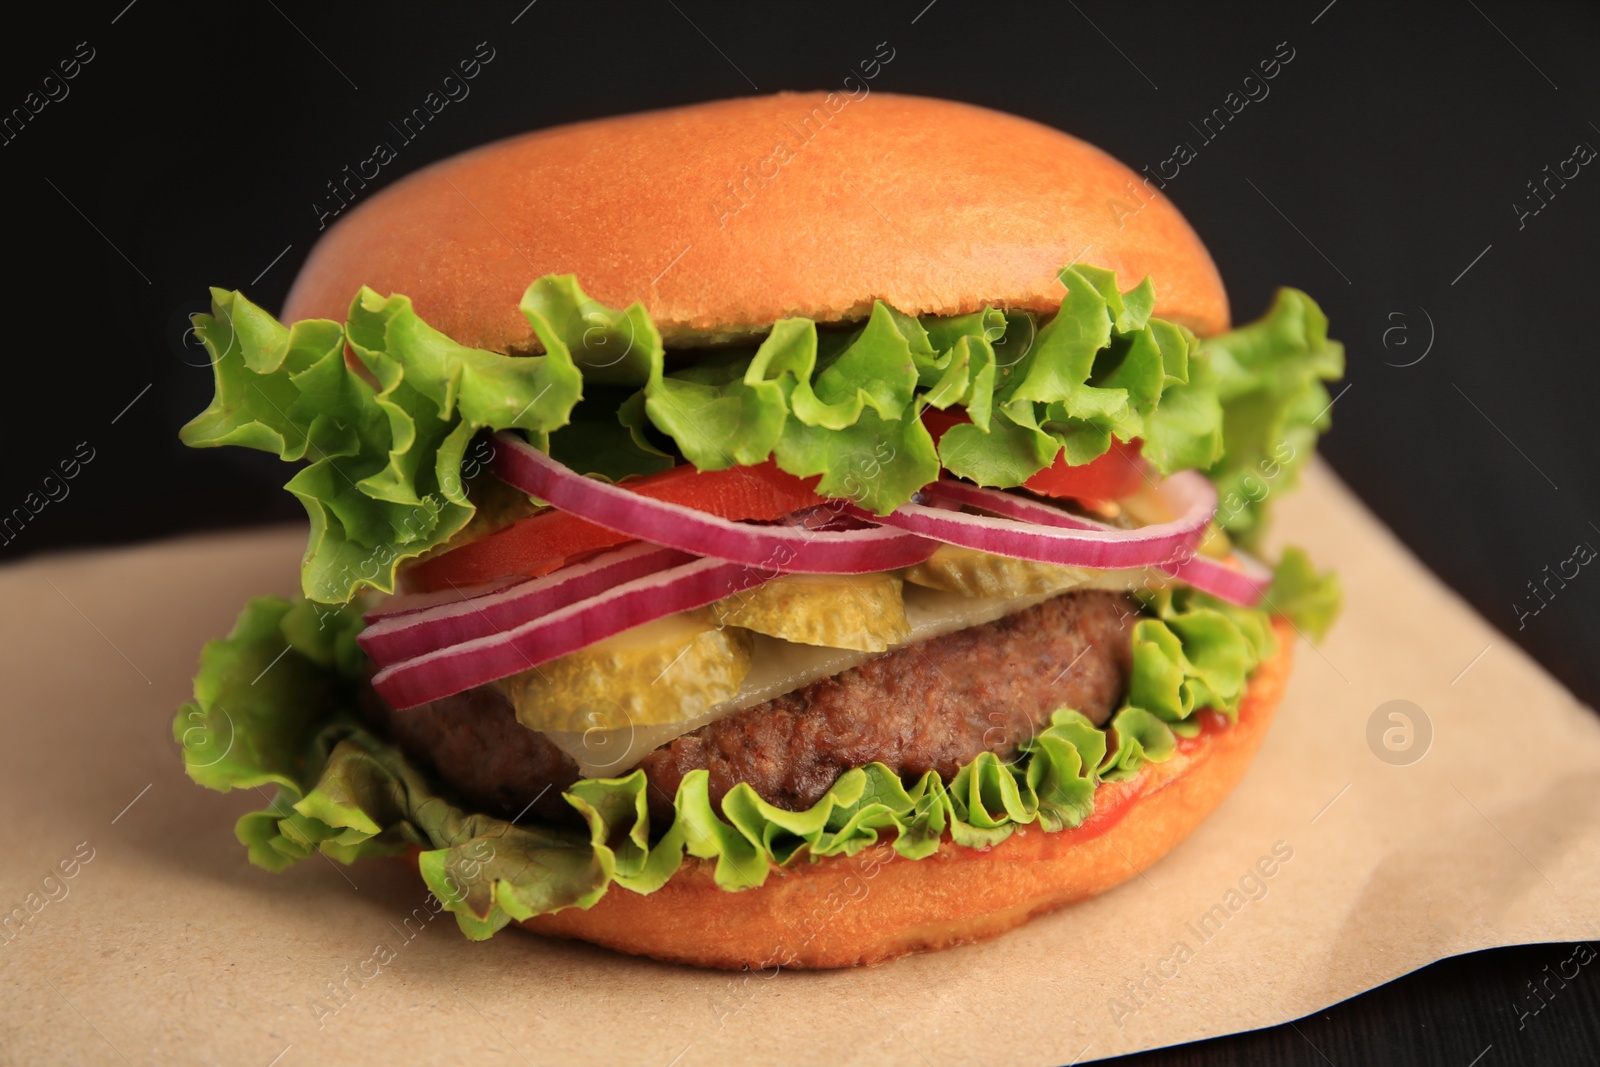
[362,589,1136,826]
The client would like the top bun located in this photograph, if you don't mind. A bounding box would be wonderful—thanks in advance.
[284,92,1229,348]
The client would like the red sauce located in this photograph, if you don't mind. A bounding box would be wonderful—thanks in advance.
[1175,707,1233,755]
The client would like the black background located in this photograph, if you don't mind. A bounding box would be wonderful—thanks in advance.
[3,1,1596,1063]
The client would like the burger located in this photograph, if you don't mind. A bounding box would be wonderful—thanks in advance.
[175,92,1342,970]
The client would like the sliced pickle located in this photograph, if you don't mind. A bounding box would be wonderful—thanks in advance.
[711,572,909,652]
[902,544,1098,599]
[498,610,752,733]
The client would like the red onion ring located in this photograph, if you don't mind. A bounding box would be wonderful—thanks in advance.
[857,470,1218,571]
[919,479,1106,531]
[1163,549,1274,607]
[489,431,938,573]
[919,477,1268,606]
[363,578,522,623]
[358,542,693,665]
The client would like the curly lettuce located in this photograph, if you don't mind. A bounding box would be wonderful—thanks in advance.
[180,289,581,604]
[182,268,1340,604]
[1200,289,1346,544]
[174,552,1327,938]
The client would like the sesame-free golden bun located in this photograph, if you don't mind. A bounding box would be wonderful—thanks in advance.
[284,92,1229,348]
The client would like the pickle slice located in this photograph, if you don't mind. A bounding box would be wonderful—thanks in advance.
[902,544,1097,599]
[711,572,910,652]
[498,610,752,733]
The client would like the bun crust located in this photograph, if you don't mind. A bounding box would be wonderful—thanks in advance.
[519,619,1292,969]
[284,93,1228,347]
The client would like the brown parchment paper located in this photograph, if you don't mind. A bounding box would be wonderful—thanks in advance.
[2,459,1597,1066]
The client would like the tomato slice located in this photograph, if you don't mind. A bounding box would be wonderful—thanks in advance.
[921,409,1147,503]
[1024,437,1147,502]
[404,461,823,592]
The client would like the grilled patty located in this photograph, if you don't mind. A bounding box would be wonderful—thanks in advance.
[362,589,1136,825]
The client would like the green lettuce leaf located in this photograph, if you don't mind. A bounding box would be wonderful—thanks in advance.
[518,274,659,387]
[180,268,1343,600]
[528,269,1236,511]
[181,288,582,603]
[1141,334,1225,473]
[1101,706,1179,781]
[177,583,1289,939]
[1200,288,1346,545]
[1262,544,1343,643]
[174,594,364,795]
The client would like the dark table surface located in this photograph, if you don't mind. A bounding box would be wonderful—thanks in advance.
[3,2,1596,1063]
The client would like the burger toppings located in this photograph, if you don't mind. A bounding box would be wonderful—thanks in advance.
[920,410,1152,504]
[903,545,1106,599]
[179,562,1327,937]
[490,426,1220,571]
[497,611,753,734]
[849,467,1218,569]
[373,589,1138,825]
[401,458,823,592]
[175,263,1343,940]
[484,430,942,573]
[1167,547,1277,607]
[366,554,774,709]
[911,478,1276,608]
[357,432,1221,713]
[484,566,1157,772]
[709,571,910,651]
[179,265,1339,607]
[635,589,1136,820]
[357,541,693,662]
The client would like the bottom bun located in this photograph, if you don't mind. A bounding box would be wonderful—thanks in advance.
[461,619,1291,969]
